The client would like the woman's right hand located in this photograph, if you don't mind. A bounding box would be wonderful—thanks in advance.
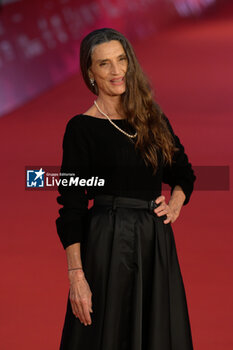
[68,270,93,326]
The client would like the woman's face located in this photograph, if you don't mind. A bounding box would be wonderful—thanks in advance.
[88,40,128,97]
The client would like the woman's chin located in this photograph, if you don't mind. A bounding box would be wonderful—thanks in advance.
[110,86,126,96]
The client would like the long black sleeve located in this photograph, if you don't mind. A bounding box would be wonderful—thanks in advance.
[162,114,196,205]
[55,117,90,249]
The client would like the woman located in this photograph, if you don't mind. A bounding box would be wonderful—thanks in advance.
[56,28,196,350]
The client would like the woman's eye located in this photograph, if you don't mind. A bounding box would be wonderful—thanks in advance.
[99,62,106,66]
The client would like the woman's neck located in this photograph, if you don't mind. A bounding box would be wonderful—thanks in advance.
[95,95,125,118]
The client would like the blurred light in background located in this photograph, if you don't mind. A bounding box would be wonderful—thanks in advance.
[0,0,221,117]
[171,0,216,16]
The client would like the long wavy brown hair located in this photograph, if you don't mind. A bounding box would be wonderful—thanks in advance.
[80,28,179,175]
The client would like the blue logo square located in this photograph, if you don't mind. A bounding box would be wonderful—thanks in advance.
[27,168,45,187]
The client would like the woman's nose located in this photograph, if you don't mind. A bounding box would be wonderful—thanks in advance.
[111,62,120,74]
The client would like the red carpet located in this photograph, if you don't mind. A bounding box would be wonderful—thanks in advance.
[1,5,233,349]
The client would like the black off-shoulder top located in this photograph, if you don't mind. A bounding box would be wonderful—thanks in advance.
[55,113,196,249]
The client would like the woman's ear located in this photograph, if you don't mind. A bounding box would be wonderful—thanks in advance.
[88,69,94,80]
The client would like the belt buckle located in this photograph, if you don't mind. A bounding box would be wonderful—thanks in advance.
[149,199,157,213]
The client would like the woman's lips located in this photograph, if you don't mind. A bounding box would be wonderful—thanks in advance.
[110,77,124,85]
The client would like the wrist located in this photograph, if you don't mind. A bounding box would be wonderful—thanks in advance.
[68,269,85,282]
[169,186,185,209]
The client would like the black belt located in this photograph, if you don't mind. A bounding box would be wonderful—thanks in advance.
[93,194,160,214]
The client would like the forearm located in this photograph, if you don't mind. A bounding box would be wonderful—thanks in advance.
[168,185,186,213]
[65,243,85,282]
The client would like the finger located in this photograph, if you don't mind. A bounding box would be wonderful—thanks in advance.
[88,294,93,313]
[69,286,86,324]
[69,290,78,316]
[70,299,81,319]
[155,195,165,204]
[80,298,91,325]
[163,216,172,224]
[154,203,167,213]
[156,208,169,216]
[69,294,79,318]
[71,295,84,323]
[76,299,86,324]
[154,204,169,215]
[69,292,82,320]
[82,299,92,325]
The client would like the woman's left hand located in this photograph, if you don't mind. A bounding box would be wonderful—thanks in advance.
[153,195,181,224]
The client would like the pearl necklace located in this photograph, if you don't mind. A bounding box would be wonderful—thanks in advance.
[94,100,137,139]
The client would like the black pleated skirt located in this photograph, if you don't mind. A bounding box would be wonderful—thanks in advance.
[59,195,194,350]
